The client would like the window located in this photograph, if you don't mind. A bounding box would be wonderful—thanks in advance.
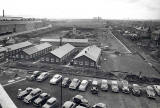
[79,61,83,65]
[85,61,89,65]
[21,55,24,58]
[51,58,54,62]
[41,57,44,61]
[74,60,77,64]
[56,58,59,62]
[90,62,94,66]
[46,57,49,62]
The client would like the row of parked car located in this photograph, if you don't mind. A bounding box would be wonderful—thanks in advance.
[27,71,160,99]
[17,87,106,108]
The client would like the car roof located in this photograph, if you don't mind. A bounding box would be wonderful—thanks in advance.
[112,81,118,84]
[73,78,79,81]
[147,86,153,90]
[40,93,48,97]
[74,95,83,99]
[102,79,107,83]
[54,74,61,77]
[47,97,56,103]
[92,80,98,85]
[76,105,86,108]
[154,85,160,89]
[63,101,75,107]
[95,103,106,108]
[81,80,88,83]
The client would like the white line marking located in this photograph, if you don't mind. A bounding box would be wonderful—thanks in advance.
[110,31,132,53]
[2,78,26,87]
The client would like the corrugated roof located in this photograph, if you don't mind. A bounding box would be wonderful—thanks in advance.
[6,41,32,51]
[74,45,101,62]
[23,43,52,55]
[40,38,88,43]
[50,43,75,58]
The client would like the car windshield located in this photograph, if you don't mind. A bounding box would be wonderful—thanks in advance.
[54,75,60,79]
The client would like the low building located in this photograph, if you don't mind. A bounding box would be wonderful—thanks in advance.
[5,41,32,60]
[72,45,101,68]
[20,43,52,60]
[151,30,160,46]
[0,47,6,62]
[41,43,77,64]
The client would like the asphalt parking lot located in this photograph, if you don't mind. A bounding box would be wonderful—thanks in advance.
[4,73,160,108]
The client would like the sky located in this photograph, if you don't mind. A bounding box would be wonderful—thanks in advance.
[0,0,160,19]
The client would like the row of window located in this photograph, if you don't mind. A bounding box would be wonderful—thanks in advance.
[74,60,95,66]
[41,57,60,63]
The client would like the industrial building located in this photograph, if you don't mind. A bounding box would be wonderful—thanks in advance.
[5,41,32,60]
[40,38,89,47]
[72,45,101,68]
[41,43,77,64]
[20,43,52,60]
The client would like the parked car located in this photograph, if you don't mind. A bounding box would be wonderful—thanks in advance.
[92,103,107,108]
[111,81,119,93]
[62,77,71,87]
[91,80,99,94]
[23,88,42,103]
[132,84,141,96]
[17,87,33,99]
[153,85,160,96]
[76,105,87,108]
[69,78,81,90]
[33,93,50,107]
[62,101,76,108]
[36,72,49,82]
[121,80,130,94]
[101,79,108,91]
[50,74,62,84]
[78,80,89,91]
[146,86,156,99]
[72,95,89,107]
[27,71,41,81]
[42,97,59,108]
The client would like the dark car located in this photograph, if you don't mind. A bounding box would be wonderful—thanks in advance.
[91,80,98,94]
[36,72,49,82]
[17,87,33,99]
[23,88,42,103]
[72,95,89,108]
[62,77,71,87]
[33,93,50,106]
[42,97,59,108]
[132,84,141,96]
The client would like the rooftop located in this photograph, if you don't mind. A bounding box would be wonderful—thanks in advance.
[50,43,75,58]
[152,30,160,34]
[74,45,101,62]
[23,43,52,55]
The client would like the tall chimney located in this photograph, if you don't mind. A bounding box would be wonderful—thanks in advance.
[3,9,4,17]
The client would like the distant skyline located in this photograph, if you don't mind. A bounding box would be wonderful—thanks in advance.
[0,0,160,20]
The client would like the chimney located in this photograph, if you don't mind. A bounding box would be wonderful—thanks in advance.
[3,9,4,17]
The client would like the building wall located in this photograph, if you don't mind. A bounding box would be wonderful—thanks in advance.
[0,51,6,62]
[73,55,96,68]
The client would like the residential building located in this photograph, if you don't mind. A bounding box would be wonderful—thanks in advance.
[72,45,101,68]
[41,43,77,64]
[0,47,6,62]
[20,43,52,60]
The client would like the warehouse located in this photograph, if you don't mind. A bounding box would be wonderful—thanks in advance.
[72,45,101,68]
[20,43,52,60]
[5,41,32,60]
[0,47,6,62]
[40,38,89,47]
[41,43,77,64]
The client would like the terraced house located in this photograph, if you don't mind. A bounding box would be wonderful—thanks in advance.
[73,45,101,68]
[41,43,77,64]
[20,43,52,60]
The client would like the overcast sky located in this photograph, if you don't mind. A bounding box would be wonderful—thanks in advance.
[0,0,160,19]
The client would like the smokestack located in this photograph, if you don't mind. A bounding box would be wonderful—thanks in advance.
[3,9,4,17]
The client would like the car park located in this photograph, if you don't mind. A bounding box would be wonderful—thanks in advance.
[33,93,50,107]
[62,101,77,108]
[72,95,89,107]
[42,97,59,108]
[91,80,99,94]
[78,80,89,91]
[121,80,130,94]
[92,103,107,108]
[62,77,71,87]
[146,86,156,99]
[69,78,81,90]
[111,81,119,93]
[50,74,62,84]
[101,79,108,91]
[132,84,141,96]
[153,85,160,96]
[36,72,49,82]
[17,87,33,99]
[23,88,42,103]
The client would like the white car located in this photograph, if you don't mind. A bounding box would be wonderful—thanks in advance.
[153,85,160,96]
[121,80,130,94]
[69,78,81,90]
[36,72,49,82]
[146,86,156,99]
[62,101,76,108]
[101,79,108,91]
[92,103,107,108]
[49,74,62,84]
[78,80,89,91]
[111,81,119,93]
